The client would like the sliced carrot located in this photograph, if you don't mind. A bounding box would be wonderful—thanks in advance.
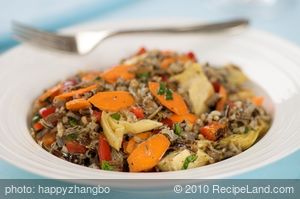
[169,113,197,124]
[81,71,102,82]
[127,134,170,172]
[101,65,136,83]
[88,91,135,112]
[252,96,264,106]
[39,83,62,102]
[66,98,91,111]
[200,122,226,141]
[42,132,56,148]
[216,85,227,111]
[54,84,97,101]
[160,58,176,69]
[125,132,152,154]
[148,82,189,115]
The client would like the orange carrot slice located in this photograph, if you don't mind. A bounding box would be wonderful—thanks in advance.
[81,71,102,82]
[101,65,135,83]
[169,113,197,124]
[160,58,176,69]
[216,85,227,111]
[88,91,135,112]
[125,132,152,154]
[39,83,62,102]
[54,84,97,100]
[66,98,91,111]
[200,122,226,141]
[252,96,264,106]
[127,134,170,172]
[148,82,189,115]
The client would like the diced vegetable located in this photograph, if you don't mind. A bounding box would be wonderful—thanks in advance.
[130,107,144,119]
[160,58,176,69]
[182,154,197,169]
[39,83,62,102]
[121,119,162,134]
[136,47,146,55]
[149,82,189,115]
[186,51,196,61]
[173,123,182,135]
[171,63,214,115]
[101,111,126,151]
[54,84,97,100]
[200,122,226,141]
[101,161,113,170]
[157,83,166,95]
[33,122,44,132]
[169,113,197,124]
[136,72,150,80]
[158,149,212,171]
[81,71,102,82]
[32,114,41,124]
[68,117,78,127]
[65,99,91,111]
[42,132,56,148]
[225,64,248,85]
[216,85,227,111]
[98,135,111,162]
[101,65,136,83]
[165,89,173,100]
[93,110,102,121]
[127,134,170,172]
[88,91,135,112]
[39,107,56,118]
[65,133,77,141]
[125,132,152,154]
[160,118,173,128]
[252,96,264,106]
[110,113,121,120]
[65,141,87,154]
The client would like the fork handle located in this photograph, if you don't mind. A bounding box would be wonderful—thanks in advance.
[112,19,249,35]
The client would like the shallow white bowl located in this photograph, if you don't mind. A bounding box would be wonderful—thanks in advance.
[0,20,300,180]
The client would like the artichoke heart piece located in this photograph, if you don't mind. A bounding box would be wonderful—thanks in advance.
[171,63,214,115]
[101,111,125,151]
[120,119,162,134]
[225,64,248,85]
[218,123,267,151]
[158,149,212,171]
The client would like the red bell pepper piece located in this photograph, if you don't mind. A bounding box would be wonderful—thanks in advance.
[161,118,173,128]
[66,141,87,154]
[130,107,144,119]
[98,135,111,162]
[33,122,44,132]
[200,122,225,141]
[39,107,56,118]
[93,110,102,121]
[186,51,197,61]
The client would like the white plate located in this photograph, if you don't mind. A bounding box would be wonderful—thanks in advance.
[0,20,300,181]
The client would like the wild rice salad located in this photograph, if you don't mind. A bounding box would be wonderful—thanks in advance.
[30,48,271,172]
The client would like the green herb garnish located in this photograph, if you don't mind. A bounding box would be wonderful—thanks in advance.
[174,123,182,135]
[165,88,173,100]
[32,114,41,123]
[69,117,78,127]
[101,161,113,171]
[157,83,166,95]
[65,133,78,141]
[94,76,101,81]
[182,154,198,170]
[110,113,121,120]
[137,72,150,80]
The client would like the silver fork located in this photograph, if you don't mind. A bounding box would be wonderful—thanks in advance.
[12,19,249,55]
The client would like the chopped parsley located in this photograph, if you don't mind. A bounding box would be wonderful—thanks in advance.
[101,161,113,171]
[182,154,198,170]
[157,83,166,95]
[32,114,41,123]
[165,88,173,100]
[110,113,121,120]
[65,133,78,141]
[68,117,78,127]
[137,72,150,80]
[174,123,182,135]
